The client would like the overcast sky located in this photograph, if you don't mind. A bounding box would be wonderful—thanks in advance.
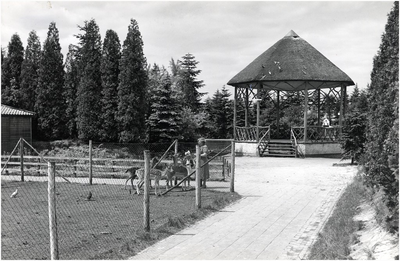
[1,1,395,100]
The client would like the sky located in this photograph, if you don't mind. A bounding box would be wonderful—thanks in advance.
[1,1,395,100]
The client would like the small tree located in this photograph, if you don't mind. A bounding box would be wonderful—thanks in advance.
[176,53,206,112]
[147,66,180,142]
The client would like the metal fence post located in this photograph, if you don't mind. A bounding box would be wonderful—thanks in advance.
[143,150,150,232]
[89,140,93,185]
[48,162,59,260]
[195,145,201,209]
[230,140,235,193]
[20,138,24,182]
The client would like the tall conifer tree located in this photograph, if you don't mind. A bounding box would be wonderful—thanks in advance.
[1,34,24,107]
[64,44,80,138]
[117,19,148,143]
[20,30,41,111]
[35,22,66,140]
[364,1,399,224]
[100,29,121,142]
[75,19,102,141]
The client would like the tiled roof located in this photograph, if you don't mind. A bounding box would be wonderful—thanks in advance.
[1,105,35,116]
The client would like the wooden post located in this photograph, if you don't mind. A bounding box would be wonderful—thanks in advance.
[276,90,280,130]
[233,87,237,140]
[89,140,93,185]
[245,87,249,127]
[339,85,345,127]
[195,145,201,209]
[48,162,59,260]
[303,85,309,142]
[20,138,24,182]
[174,139,178,157]
[143,150,150,232]
[256,100,260,142]
[230,140,235,193]
[317,89,321,126]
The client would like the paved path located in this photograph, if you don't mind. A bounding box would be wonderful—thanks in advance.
[130,157,357,260]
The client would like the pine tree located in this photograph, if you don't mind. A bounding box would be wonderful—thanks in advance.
[176,53,206,112]
[75,19,103,141]
[147,65,179,142]
[35,22,66,140]
[364,1,398,230]
[1,34,24,107]
[64,44,80,138]
[20,30,41,111]
[206,86,233,139]
[100,29,121,142]
[117,19,148,143]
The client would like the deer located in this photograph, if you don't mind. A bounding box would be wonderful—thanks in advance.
[124,157,174,195]
[166,151,195,191]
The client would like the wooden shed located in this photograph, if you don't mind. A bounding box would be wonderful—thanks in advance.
[1,105,34,154]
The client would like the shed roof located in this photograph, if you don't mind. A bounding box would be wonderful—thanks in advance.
[227,30,355,91]
[1,105,35,116]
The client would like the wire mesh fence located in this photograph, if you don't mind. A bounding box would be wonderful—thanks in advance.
[1,139,50,260]
[1,138,235,259]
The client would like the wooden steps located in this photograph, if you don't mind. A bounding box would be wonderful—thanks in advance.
[258,140,296,157]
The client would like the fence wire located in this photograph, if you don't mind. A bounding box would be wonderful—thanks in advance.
[1,139,234,259]
[1,140,50,260]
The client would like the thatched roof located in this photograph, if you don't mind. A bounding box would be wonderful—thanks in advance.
[227,30,354,91]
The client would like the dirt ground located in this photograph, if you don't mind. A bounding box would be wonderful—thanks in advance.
[1,179,239,260]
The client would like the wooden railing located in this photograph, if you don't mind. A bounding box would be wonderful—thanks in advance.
[235,126,270,142]
[291,126,342,142]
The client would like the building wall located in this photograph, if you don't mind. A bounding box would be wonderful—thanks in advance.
[235,141,342,157]
[1,116,32,153]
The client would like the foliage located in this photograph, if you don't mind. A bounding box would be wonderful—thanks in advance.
[117,19,148,143]
[1,33,24,107]
[205,86,233,139]
[63,44,80,138]
[363,1,399,231]
[35,22,67,140]
[100,29,121,142]
[175,53,206,112]
[19,30,41,111]
[341,87,368,164]
[147,65,180,142]
[179,107,209,141]
[75,19,103,141]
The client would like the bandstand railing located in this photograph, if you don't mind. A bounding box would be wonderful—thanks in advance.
[235,126,270,142]
[291,126,342,143]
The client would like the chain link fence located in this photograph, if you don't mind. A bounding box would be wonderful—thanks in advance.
[1,138,235,259]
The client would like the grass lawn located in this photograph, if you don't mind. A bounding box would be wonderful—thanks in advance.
[2,179,240,260]
[307,175,368,259]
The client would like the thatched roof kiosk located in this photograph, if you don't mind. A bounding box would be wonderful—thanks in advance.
[227,30,355,157]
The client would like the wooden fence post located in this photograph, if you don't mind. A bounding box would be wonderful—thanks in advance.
[230,140,235,193]
[89,140,93,185]
[195,145,201,209]
[20,138,24,182]
[143,150,150,232]
[48,162,59,260]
